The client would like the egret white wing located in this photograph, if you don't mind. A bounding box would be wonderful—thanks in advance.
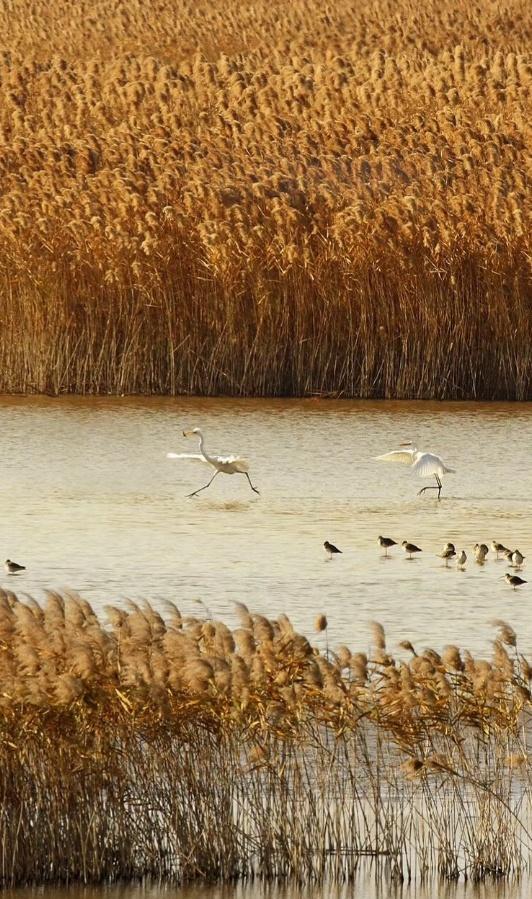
[215,454,249,472]
[412,452,446,478]
[374,450,415,466]
[166,452,211,465]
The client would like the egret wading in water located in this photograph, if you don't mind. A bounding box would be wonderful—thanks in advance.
[375,441,455,500]
[167,428,260,498]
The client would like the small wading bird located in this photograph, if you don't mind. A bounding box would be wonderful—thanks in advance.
[402,540,422,559]
[167,428,260,497]
[474,543,489,563]
[492,540,510,559]
[324,541,342,560]
[504,573,527,590]
[439,545,456,566]
[457,550,467,569]
[512,549,525,569]
[375,441,455,500]
[378,536,397,556]
[4,559,25,574]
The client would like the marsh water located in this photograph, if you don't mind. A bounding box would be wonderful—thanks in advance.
[5,877,532,899]
[1,395,531,656]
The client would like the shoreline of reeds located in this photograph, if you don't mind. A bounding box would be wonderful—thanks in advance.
[1,590,532,887]
[0,0,530,400]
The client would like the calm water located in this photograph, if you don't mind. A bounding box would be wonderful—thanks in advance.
[4,878,532,899]
[1,396,531,656]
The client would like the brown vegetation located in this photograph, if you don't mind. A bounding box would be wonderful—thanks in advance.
[0,0,530,397]
[1,591,532,885]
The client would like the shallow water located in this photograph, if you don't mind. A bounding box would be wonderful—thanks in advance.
[1,396,531,656]
[4,878,532,899]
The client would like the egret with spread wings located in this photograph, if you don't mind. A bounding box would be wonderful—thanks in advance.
[167,428,260,497]
[375,441,455,499]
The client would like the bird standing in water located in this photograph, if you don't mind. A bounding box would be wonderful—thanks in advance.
[375,440,455,500]
[378,536,397,556]
[4,559,25,574]
[511,549,525,569]
[324,541,342,560]
[402,541,422,559]
[439,545,456,566]
[504,573,527,590]
[456,550,467,570]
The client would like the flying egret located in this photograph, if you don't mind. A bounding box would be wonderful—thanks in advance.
[378,536,397,556]
[4,559,25,574]
[167,428,260,498]
[375,441,455,499]
[324,541,342,559]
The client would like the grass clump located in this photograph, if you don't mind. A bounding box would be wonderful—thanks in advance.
[1,591,532,885]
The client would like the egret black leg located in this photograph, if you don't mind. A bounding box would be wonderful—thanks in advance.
[418,474,443,499]
[187,470,220,497]
[244,472,260,494]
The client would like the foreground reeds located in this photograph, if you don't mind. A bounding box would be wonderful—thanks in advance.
[1,590,532,885]
[0,0,530,398]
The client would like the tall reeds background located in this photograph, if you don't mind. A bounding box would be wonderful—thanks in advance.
[1,590,532,886]
[0,0,530,398]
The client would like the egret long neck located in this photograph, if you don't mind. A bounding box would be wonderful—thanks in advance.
[197,432,213,463]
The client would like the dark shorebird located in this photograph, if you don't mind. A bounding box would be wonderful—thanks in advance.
[491,540,510,559]
[402,541,422,560]
[473,543,489,563]
[4,559,25,574]
[439,545,456,566]
[511,549,525,569]
[456,550,467,569]
[324,541,342,560]
[378,536,397,556]
[504,573,527,590]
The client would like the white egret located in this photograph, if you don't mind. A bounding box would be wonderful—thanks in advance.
[4,559,25,574]
[375,441,455,499]
[167,428,260,498]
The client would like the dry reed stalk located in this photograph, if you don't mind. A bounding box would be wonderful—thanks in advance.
[0,592,531,884]
[0,1,528,397]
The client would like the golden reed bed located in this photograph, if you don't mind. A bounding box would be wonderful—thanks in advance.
[0,0,530,397]
[1,590,532,884]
